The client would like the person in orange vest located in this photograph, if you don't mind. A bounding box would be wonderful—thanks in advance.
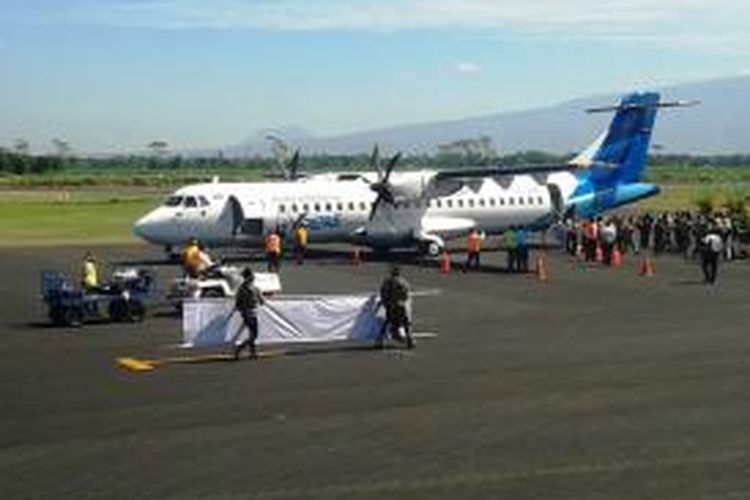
[464,228,484,271]
[181,238,203,278]
[294,224,309,265]
[582,219,598,262]
[265,229,282,272]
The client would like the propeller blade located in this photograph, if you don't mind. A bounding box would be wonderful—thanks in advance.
[368,195,382,221]
[292,211,307,228]
[382,152,401,184]
[286,149,300,179]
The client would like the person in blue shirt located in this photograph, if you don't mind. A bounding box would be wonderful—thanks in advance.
[516,228,530,273]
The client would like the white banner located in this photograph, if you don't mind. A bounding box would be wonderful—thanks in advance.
[182,295,384,348]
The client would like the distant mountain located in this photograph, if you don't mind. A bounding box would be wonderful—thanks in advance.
[227,76,750,157]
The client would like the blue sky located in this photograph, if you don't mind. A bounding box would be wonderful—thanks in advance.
[1,0,748,154]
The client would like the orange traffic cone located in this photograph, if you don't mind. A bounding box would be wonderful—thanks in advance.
[440,251,451,274]
[535,254,548,282]
[611,247,623,268]
[351,246,362,266]
[638,256,655,277]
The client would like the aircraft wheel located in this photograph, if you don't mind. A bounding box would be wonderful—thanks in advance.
[419,241,443,258]
[426,241,443,257]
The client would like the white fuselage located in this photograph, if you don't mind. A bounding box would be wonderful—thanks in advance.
[134,170,580,252]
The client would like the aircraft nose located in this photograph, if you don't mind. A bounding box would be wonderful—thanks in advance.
[133,211,163,243]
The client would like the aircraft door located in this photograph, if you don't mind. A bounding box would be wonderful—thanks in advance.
[225,197,266,244]
[547,184,564,219]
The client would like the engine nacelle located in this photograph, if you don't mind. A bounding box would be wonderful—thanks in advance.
[387,171,437,201]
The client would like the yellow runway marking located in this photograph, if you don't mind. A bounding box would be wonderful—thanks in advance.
[116,350,286,373]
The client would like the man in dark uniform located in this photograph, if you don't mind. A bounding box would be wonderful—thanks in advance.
[378,266,414,349]
[233,268,265,360]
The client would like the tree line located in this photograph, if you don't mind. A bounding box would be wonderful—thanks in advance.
[3,140,750,176]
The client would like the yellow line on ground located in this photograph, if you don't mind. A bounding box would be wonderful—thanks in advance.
[116,350,288,373]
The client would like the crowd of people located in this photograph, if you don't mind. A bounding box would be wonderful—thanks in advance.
[562,211,744,262]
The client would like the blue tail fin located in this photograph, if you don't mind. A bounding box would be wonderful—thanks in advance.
[574,92,660,186]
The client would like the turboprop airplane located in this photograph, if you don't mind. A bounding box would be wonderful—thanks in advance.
[134,92,694,257]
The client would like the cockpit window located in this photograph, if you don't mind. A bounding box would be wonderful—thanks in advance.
[184,196,198,208]
[198,196,210,207]
[164,196,183,207]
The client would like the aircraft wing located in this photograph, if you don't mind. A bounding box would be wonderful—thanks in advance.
[432,163,576,181]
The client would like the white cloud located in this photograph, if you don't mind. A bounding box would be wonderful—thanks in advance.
[45,0,750,54]
[456,62,482,74]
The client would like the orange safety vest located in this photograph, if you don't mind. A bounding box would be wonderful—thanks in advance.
[265,233,281,254]
[295,227,308,247]
[583,222,596,240]
[468,231,482,253]
[182,245,202,272]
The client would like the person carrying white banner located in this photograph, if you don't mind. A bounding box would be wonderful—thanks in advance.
[378,266,414,349]
[233,268,265,360]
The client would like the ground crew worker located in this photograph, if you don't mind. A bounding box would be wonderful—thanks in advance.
[294,224,308,265]
[81,252,99,293]
[378,266,413,349]
[233,268,265,360]
[700,225,723,284]
[502,227,517,272]
[465,228,483,271]
[582,219,598,262]
[181,238,202,278]
[265,230,282,272]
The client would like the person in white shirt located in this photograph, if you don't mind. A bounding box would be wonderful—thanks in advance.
[701,225,723,284]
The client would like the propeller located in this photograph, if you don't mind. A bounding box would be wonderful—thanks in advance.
[285,148,301,180]
[367,151,401,220]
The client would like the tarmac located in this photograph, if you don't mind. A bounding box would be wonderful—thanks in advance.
[1,244,749,499]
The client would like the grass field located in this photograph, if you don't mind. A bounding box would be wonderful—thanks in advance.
[639,183,750,212]
[0,190,161,247]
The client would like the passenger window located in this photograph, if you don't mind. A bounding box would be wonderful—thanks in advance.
[528,197,534,205]
[336,202,343,211]
[359,202,367,211]
[436,200,442,209]
[458,199,464,208]
[446,199,453,208]
[348,202,355,211]
[302,203,309,212]
[291,204,298,213]
[509,198,515,206]
[325,203,332,212]
[538,196,544,205]
[499,198,505,206]
[184,196,198,208]
[314,203,321,212]
[468,199,475,208]
[489,198,495,207]
[519,197,524,205]
[479,198,486,207]
[279,204,286,213]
